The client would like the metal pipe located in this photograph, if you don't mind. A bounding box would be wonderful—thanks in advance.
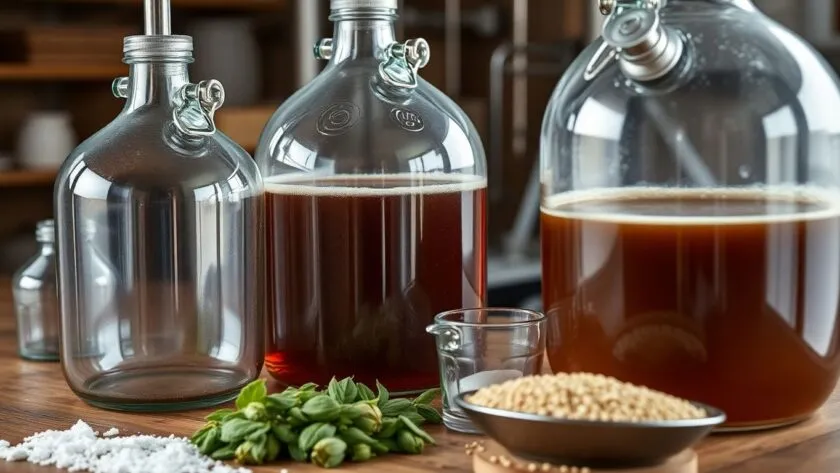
[295,0,323,88]
[586,0,605,43]
[444,0,462,97]
[145,0,171,35]
[397,0,405,39]
[511,0,528,156]
[489,44,512,203]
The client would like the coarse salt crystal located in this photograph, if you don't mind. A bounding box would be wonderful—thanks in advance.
[0,420,252,473]
[102,428,120,437]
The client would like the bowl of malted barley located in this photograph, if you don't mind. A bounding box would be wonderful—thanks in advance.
[454,373,725,468]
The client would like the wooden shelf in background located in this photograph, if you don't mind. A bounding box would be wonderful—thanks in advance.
[0,169,58,188]
[0,64,127,81]
[53,0,288,10]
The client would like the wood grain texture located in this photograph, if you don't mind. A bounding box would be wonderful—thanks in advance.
[473,442,697,473]
[0,279,839,472]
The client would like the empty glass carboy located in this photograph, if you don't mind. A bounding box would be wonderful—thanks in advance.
[541,0,840,429]
[55,0,264,411]
[257,0,487,393]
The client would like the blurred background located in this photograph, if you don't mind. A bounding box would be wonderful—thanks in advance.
[0,0,831,307]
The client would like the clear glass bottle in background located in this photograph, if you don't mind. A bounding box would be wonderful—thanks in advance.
[12,220,59,361]
[54,1,264,411]
[541,0,840,429]
[257,0,487,394]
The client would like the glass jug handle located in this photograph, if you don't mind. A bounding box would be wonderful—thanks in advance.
[172,80,225,137]
[112,77,129,99]
[378,38,431,90]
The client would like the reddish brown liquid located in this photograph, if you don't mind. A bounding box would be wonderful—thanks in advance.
[541,188,840,428]
[265,175,487,393]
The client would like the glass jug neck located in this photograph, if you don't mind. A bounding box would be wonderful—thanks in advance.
[125,62,190,112]
[39,242,55,256]
[330,12,397,63]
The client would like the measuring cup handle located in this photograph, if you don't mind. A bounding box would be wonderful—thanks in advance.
[425,324,463,353]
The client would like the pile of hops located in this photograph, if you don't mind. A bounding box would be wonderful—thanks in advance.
[466,373,706,422]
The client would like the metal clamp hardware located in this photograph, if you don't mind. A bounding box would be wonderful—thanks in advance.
[599,0,661,15]
[585,0,683,83]
[314,38,334,60]
[112,77,129,99]
[378,38,431,90]
[172,79,225,137]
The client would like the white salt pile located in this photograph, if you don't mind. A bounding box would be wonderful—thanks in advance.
[0,420,251,473]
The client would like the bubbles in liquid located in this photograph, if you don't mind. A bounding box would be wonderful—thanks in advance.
[739,165,751,179]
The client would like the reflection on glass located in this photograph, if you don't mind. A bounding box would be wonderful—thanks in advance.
[540,0,840,430]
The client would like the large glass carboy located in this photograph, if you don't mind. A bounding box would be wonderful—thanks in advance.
[55,0,264,411]
[257,0,487,393]
[541,0,840,430]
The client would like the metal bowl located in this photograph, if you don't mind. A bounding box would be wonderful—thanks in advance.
[455,390,726,468]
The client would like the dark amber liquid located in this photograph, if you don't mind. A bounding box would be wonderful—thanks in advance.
[265,174,487,393]
[541,188,840,428]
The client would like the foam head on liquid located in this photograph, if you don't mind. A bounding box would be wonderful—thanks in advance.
[264,173,487,196]
[541,187,840,225]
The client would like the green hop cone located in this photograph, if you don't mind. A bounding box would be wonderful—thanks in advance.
[352,402,383,435]
[377,438,399,453]
[210,444,236,460]
[288,443,308,462]
[375,417,399,439]
[287,407,309,427]
[299,422,337,452]
[311,437,348,469]
[243,401,269,421]
[266,434,282,462]
[351,443,374,462]
[301,395,342,422]
[197,425,222,455]
[396,430,425,454]
[271,422,298,444]
[338,426,379,448]
[235,440,265,465]
[266,390,299,414]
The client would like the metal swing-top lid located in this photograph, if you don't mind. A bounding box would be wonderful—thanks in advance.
[122,0,194,63]
[330,0,398,11]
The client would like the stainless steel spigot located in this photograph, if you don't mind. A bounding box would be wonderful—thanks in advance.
[585,0,684,82]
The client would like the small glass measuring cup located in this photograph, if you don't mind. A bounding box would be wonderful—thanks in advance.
[426,308,546,434]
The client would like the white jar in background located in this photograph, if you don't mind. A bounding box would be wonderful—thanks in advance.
[189,18,261,107]
[18,111,77,170]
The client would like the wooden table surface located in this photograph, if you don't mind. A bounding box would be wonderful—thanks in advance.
[1,285,840,472]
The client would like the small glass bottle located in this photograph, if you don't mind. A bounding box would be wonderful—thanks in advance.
[55,1,264,411]
[12,220,59,361]
[257,0,487,393]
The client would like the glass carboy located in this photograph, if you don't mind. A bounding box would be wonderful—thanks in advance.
[55,1,264,411]
[541,0,840,430]
[257,0,487,393]
[13,220,60,361]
